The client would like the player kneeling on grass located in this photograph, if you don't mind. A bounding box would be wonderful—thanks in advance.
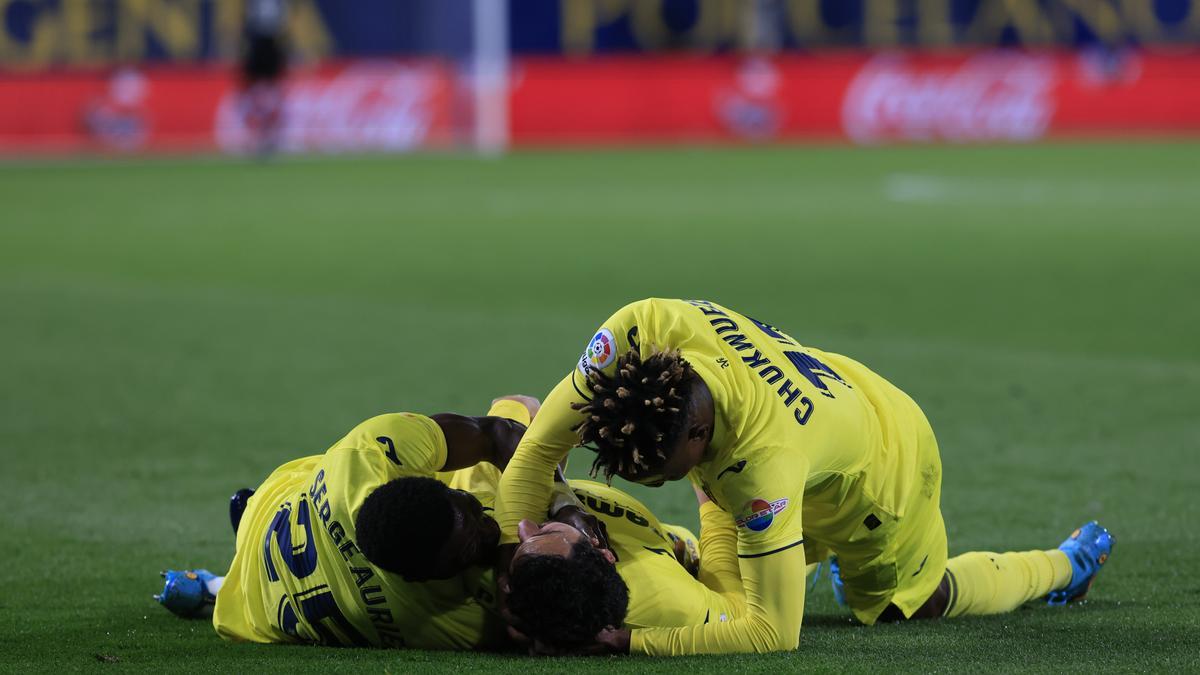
[493,298,1114,655]
[157,395,605,649]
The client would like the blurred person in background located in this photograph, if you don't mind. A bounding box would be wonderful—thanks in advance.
[240,0,289,154]
[83,67,150,152]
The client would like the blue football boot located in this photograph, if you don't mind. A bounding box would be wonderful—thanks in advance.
[829,556,848,606]
[229,487,255,535]
[155,569,217,617]
[1046,521,1114,606]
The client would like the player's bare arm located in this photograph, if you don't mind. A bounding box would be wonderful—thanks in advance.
[432,394,540,471]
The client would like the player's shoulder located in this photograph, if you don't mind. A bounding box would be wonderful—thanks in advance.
[619,545,712,629]
[346,412,439,439]
[578,298,705,379]
[602,297,718,341]
[713,442,798,479]
[700,443,800,504]
[328,412,447,470]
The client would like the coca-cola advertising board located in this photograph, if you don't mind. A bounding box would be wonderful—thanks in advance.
[510,50,1200,145]
[2,50,1198,153]
[841,52,1058,143]
[0,60,453,153]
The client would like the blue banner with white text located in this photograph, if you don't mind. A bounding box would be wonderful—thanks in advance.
[2,0,1197,69]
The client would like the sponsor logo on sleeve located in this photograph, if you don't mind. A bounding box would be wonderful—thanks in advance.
[735,498,789,532]
[577,327,617,376]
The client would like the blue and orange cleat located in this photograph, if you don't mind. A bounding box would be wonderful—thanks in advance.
[155,569,217,617]
[1047,521,1114,606]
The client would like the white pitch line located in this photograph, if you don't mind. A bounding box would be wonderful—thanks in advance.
[884,173,1199,205]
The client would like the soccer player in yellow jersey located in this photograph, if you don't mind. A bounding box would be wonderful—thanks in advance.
[504,481,747,649]
[157,391,777,648]
[493,298,1114,655]
[159,395,764,650]
[206,396,544,649]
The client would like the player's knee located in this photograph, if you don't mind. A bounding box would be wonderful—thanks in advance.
[878,572,951,622]
[910,573,953,619]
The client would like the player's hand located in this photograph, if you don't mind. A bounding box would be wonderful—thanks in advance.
[492,394,541,422]
[594,626,631,654]
[496,545,532,648]
[498,578,535,648]
[673,538,700,578]
[526,626,631,656]
[693,483,711,505]
[551,505,617,563]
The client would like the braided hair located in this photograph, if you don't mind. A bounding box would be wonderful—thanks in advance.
[571,348,697,482]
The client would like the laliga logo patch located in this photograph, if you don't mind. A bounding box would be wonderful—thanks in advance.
[735,498,789,532]
[578,328,617,376]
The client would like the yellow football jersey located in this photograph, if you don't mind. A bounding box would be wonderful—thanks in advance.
[502,297,933,560]
[213,413,505,650]
[569,481,744,628]
[495,298,944,653]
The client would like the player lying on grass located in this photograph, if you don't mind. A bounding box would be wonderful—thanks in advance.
[503,477,780,651]
[158,395,607,649]
[163,470,761,650]
[157,395,746,649]
[493,298,1114,655]
[504,480,775,652]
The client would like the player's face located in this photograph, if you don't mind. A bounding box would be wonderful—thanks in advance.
[424,490,501,580]
[510,520,586,569]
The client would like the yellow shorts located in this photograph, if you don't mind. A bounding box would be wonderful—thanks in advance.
[836,407,948,625]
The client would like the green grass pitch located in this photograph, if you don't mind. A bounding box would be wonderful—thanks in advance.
[1,142,1198,673]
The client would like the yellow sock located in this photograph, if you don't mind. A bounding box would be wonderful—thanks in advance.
[487,399,532,426]
[944,549,1073,618]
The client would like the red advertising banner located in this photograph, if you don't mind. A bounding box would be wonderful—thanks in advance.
[2,50,1198,153]
[510,50,1200,145]
[0,61,454,153]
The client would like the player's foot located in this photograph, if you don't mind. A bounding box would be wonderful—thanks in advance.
[229,487,255,535]
[1046,521,1114,606]
[829,556,847,606]
[155,569,217,617]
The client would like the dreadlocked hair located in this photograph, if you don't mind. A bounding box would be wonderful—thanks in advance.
[571,348,697,482]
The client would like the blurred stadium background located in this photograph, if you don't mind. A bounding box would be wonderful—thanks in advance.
[1,1,1198,672]
[2,0,1199,152]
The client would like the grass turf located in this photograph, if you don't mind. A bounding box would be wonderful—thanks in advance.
[1,142,1197,672]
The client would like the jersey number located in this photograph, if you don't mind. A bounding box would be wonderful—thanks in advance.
[262,500,368,646]
[748,316,849,424]
[377,436,402,466]
[782,350,847,399]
